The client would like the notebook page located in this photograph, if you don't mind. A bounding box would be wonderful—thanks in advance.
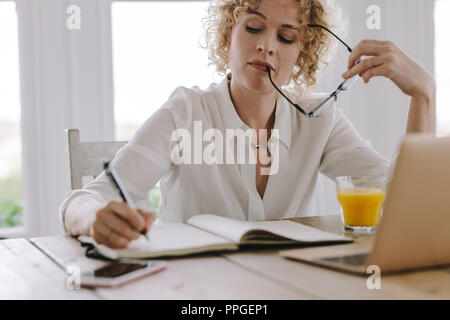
[187,214,262,243]
[187,214,351,244]
[88,222,237,259]
[244,220,351,243]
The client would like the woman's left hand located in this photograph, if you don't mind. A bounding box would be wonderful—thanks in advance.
[342,40,435,100]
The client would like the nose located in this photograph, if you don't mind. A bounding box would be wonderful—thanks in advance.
[256,35,276,56]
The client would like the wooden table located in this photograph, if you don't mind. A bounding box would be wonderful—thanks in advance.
[1,215,450,299]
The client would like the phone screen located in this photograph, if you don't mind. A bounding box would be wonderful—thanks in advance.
[94,262,148,278]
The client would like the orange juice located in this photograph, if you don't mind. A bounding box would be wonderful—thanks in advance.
[337,188,385,226]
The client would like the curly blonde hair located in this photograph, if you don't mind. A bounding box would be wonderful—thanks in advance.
[202,0,344,96]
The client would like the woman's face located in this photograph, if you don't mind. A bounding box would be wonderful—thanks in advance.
[228,0,302,93]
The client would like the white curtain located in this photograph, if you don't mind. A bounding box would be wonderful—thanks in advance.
[310,0,435,215]
[16,0,115,235]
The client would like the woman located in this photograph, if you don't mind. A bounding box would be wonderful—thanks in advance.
[60,0,435,248]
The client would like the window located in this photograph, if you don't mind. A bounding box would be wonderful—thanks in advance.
[112,1,217,212]
[0,1,23,231]
[435,0,450,136]
[112,0,217,141]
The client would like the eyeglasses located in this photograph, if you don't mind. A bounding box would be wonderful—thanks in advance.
[267,24,361,118]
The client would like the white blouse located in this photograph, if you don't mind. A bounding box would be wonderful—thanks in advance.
[59,75,390,231]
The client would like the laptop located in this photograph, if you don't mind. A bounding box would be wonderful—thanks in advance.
[280,134,450,274]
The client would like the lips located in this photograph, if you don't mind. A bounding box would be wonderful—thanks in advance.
[248,60,276,72]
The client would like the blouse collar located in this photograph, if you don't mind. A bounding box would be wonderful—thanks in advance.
[216,74,292,150]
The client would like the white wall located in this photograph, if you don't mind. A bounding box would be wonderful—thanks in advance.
[15,0,435,235]
[310,0,435,216]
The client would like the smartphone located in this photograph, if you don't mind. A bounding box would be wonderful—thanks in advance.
[80,260,166,287]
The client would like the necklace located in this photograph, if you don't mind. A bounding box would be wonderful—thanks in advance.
[251,128,271,151]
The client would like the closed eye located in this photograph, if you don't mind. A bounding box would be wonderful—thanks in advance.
[278,34,294,44]
[246,26,262,33]
[245,26,295,44]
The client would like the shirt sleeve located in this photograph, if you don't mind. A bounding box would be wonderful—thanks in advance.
[59,88,187,232]
[319,108,391,180]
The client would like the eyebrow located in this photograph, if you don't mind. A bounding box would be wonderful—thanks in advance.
[247,10,300,31]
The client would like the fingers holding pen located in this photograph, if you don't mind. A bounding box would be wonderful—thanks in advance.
[106,200,146,231]
[93,217,130,248]
[92,200,151,248]
[137,208,157,233]
[100,208,142,240]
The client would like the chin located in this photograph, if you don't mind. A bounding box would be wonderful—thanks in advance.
[244,73,273,92]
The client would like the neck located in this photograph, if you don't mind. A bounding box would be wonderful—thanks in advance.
[228,76,277,130]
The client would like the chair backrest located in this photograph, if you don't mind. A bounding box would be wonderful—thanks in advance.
[66,129,128,190]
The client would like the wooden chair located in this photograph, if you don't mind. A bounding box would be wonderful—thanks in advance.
[65,129,127,190]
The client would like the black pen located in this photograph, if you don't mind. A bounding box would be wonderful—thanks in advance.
[103,160,150,241]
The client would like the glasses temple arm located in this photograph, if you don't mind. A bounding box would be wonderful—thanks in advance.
[307,24,353,53]
[267,67,309,117]
[309,92,337,115]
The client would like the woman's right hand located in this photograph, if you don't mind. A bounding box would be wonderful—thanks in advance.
[91,200,156,248]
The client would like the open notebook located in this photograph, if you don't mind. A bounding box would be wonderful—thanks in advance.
[78,214,352,259]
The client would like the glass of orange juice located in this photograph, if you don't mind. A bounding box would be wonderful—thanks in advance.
[335,176,387,234]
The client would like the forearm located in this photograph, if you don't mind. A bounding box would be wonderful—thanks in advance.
[64,196,104,236]
[406,84,436,135]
